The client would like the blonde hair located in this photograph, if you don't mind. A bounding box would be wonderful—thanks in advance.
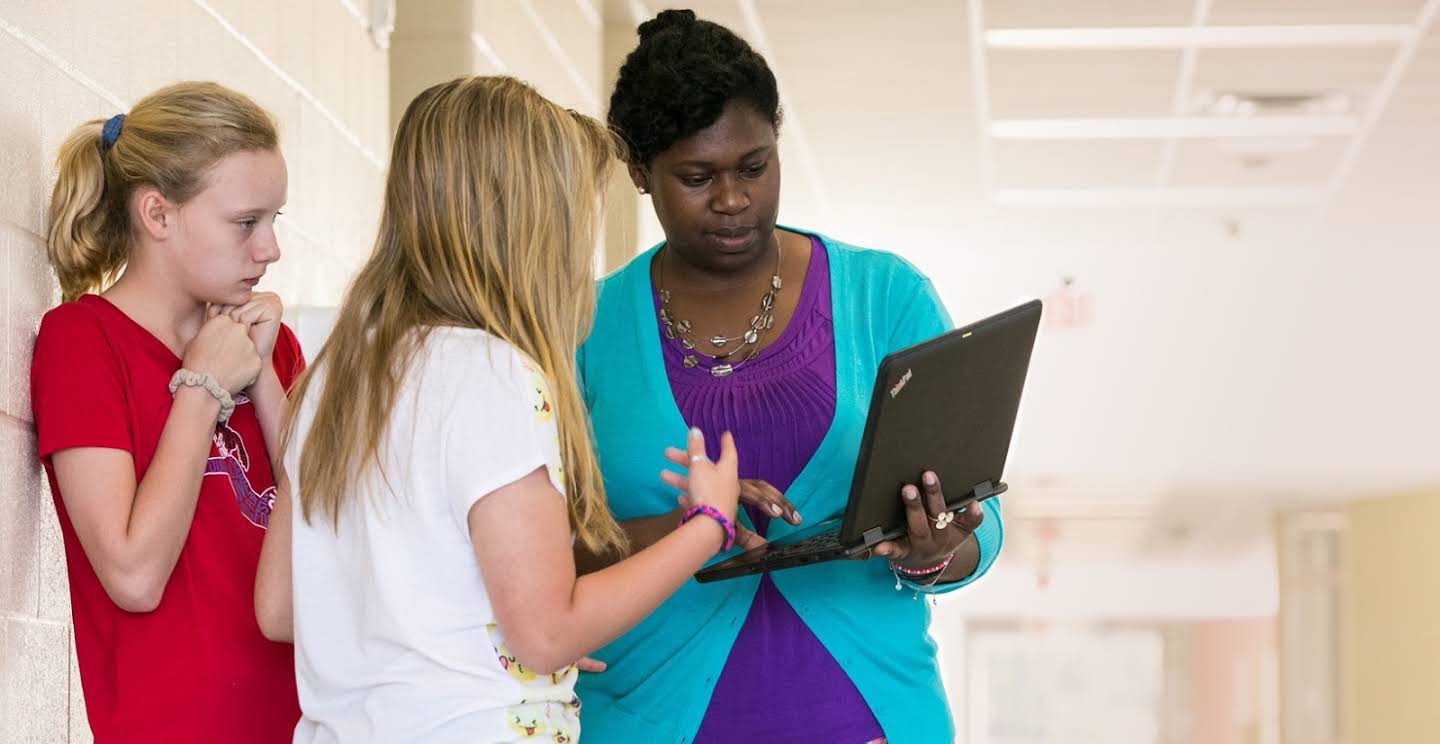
[285,76,627,554]
[45,81,279,302]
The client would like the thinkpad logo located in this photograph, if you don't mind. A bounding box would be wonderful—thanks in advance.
[889,368,913,398]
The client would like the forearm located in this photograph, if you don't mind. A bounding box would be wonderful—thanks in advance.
[249,363,291,632]
[113,388,221,604]
[534,518,721,670]
[574,506,683,574]
[247,363,287,464]
[254,480,293,641]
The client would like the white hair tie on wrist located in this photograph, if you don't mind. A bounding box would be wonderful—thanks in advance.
[168,369,236,423]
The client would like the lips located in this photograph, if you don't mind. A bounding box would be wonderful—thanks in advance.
[708,226,757,251]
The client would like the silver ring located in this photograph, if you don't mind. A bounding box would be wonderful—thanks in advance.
[933,511,954,530]
[690,454,706,464]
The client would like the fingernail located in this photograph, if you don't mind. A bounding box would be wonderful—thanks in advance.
[924,472,937,486]
[689,427,702,438]
[904,487,918,500]
[791,510,801,522]
[768,503,782,516]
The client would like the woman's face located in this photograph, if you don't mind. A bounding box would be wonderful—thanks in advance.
[633,99,781,276]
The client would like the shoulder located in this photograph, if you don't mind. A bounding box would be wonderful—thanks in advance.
[38,296,111,340]
[806,230,952,343]
[822,235,930,283]
[806,232,935,306]
[584,248,657,363]
[422,329,557,438]
[34,297,121,371]
[594,246,655,311]
[421,327,537,392]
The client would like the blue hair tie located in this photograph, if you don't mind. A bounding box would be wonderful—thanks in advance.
[100,114,126,151]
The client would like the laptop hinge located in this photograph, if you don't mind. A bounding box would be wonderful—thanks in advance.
[971,480,999,501]
[862,526,886,547]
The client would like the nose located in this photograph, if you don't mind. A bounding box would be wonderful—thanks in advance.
[254,226,282,265]
[709,174,749,216]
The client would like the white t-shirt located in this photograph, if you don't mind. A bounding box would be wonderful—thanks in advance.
[286,327,579,744]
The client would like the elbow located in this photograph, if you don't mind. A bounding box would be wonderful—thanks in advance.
[256,607,292,643]
[102,573,164,614]
[511,652,569,677]
[254,587,293,642]
[503,628,572,676]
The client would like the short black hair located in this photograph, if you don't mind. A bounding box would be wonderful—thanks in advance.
[608,9,782,167]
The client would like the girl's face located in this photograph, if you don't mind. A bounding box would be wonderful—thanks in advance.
[167,148,288,306]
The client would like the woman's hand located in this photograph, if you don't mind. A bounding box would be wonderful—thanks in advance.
[870,471,984,570]
[735,479,802,525]
[660,445,792,551]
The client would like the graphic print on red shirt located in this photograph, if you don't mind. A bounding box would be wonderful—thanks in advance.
[207,395,278,528]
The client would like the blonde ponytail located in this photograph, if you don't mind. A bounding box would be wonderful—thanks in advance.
[47,120,125,302]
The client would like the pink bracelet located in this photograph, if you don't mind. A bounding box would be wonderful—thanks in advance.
[892,553,954,577]
[680,504,736,552]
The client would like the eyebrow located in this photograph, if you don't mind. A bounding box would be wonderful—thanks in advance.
[671,145,773,169]
[228,204,287,216]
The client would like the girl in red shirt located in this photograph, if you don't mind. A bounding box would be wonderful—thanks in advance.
[30,81,303,743]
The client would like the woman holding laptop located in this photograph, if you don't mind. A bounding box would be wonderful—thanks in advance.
[573,10,1005,744]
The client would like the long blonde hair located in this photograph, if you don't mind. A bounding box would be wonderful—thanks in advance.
[46,82,278,302]
[285,76,627,554]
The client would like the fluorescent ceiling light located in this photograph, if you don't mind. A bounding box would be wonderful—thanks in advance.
[986,25,1411,50]
[993,188,1324,208]
[991,116,1359,139]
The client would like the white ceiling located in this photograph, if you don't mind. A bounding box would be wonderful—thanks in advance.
[610,1,1440,559]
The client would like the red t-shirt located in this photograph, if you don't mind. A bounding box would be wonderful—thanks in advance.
[31,295,303,743]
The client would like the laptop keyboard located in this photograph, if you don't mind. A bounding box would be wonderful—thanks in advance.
[764,530,846,559]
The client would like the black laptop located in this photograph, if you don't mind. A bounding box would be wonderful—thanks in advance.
[694,299,1042,582]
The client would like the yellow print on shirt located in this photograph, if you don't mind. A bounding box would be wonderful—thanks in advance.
[487,623,539,683]
[504,701,579,741]
[486,624,580,687]
[516,357,565,487]
[487,623,581,739]
[508,706,546,739]
[518,359,555,424]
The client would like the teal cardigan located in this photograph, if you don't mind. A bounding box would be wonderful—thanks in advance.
[576,230,1004,744]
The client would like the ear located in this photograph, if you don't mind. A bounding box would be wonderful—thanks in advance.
[628,164,649,194]
[133,186,174,241]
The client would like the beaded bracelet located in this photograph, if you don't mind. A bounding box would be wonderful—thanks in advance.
[890,554,955,599]
[168,369,236,423]
[892,553,954,577]
[680,504,736,552]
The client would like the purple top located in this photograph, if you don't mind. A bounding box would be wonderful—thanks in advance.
[655,236,886,743]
